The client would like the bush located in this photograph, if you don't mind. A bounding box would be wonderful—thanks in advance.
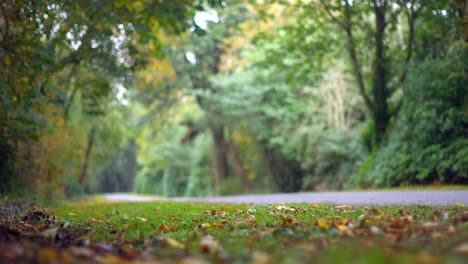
[365,52,467,186]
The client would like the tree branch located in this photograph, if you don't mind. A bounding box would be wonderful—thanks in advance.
[343,2,374,117]
[318,1,347,30]
[394,0,420,92]
[50,28,92,74]
[0,1,10,42]
[64,63,81,120]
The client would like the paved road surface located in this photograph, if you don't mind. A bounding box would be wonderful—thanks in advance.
[104,190,468,206]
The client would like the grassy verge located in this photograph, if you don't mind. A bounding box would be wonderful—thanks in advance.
[50,201,468,263]
[1,200,467,263]
[371,185,468,191]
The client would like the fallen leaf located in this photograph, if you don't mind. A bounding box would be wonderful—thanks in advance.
[102,255,124,264]
[421,222,439,231]
[370,226,383,236]
[165,215,181,221]
[201,223,212,228]
[447,225,456,235]
[316,218,329,230]
[431,232,442,240]
[163,237,185,249]
[453,242,468,254]
[0,242,26,259]
[221,204,232,210]
[249,251,271,264]
[39,247,58,263]
[119,244,137,259]
[414,253,440,264]
[200,235,220,253]
[335,205,352,210]
[69,246,94,259]
[337,224,348,233]
[157,224,178,233]
[41,227,58,239]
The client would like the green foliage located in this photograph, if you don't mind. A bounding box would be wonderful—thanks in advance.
[297,127,364,190]
[136,118,213,197]
[364,50,468,186]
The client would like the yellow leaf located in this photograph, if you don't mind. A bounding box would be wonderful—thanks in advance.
[337,224,348,232]
[310,204,319,208]
[163,237,185,249]
[316,218,329,230]
[221,204,232,210]
[102,255,123,264]
[456,204,465,208]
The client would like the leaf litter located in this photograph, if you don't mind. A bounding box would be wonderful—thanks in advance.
[1,198,467,263]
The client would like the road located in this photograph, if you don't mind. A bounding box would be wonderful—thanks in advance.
[104,190,468,206]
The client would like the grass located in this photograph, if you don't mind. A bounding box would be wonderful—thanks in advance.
[50,201,468,263]
[372,185,468,191]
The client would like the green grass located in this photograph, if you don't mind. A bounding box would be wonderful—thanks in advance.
[51,201,468,263]
[373,185,468,191]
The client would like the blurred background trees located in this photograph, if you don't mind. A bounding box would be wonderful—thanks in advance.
[1,0,466,202]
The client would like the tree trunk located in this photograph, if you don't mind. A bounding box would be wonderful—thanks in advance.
[78,126,96,185]
[454,0,468,42]
[373,1,390,145]
[258,141,303,192]
[226,141,252,192]
[210,124,227,193]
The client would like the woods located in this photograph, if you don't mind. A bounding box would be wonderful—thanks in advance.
[0,0,466,202]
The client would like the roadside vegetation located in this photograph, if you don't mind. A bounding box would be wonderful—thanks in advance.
[1,199,467,263]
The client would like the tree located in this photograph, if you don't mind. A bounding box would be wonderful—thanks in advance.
[168,3,255,193]
[0,0,222,198]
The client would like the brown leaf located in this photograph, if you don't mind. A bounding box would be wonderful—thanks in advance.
[200,235,220,254]
[0,242,26,259]
[447,225,456,235]
[165,215,181,221]
[119,244,137,259]
[102,255,125,264]
[39,247,58,263]
[157,224,178,233]
[421,222,439,231]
